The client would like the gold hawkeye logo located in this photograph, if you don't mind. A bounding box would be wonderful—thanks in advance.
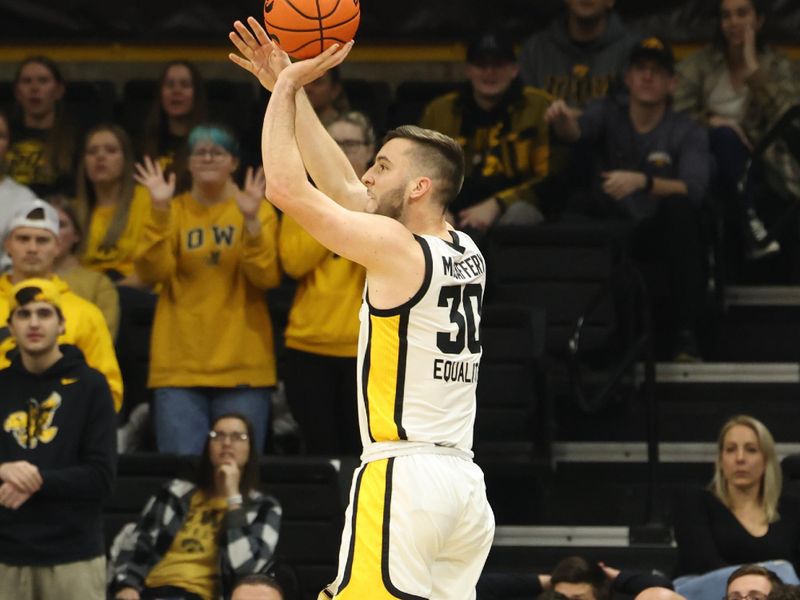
[3,392,62,449]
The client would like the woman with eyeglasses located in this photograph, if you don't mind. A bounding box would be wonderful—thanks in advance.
[110,413,281,600]
[278,111,374,456]
[133,123,280,456]
[672,416,800,600]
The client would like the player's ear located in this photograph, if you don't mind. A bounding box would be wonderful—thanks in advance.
[408,176,432,200]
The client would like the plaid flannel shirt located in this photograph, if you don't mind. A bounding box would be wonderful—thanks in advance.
[110,479,281,599]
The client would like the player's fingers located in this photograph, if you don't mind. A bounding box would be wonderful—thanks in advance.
[248,16,273,46]
[228,52,256,75]
[234,19,260,49]
[327,40,354,67]
[228,31,253,58]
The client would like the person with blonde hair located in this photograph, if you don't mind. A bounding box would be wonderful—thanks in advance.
[672,415,800,600]
[73,124,151,288]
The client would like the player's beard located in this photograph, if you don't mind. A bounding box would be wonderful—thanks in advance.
[373,184,406,221]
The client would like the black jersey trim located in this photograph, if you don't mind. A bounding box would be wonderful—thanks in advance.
[445,230,467,253]
[368,235,433,317]
[381,458,430,600]
[393,311,409,441]
[362,317,376,444]
[337,464,366,591]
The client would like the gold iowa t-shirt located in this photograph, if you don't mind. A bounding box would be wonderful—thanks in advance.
[144,490,227,600]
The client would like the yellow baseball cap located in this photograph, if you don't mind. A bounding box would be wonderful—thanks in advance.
[8,278,63,312]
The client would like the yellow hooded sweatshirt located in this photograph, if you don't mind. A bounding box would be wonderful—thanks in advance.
[0,274,124,411]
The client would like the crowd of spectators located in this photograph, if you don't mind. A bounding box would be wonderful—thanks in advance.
[1,0,800,597]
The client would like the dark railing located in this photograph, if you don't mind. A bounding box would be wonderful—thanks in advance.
[566,261,660,526]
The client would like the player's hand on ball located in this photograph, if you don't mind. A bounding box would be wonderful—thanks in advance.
[134,156,176,209]
[229,17,290,92]
[278,41,354,91]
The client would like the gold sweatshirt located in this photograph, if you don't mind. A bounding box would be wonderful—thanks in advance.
[135,193,280,388]
[279,215,364,357]
[81,185,152,277]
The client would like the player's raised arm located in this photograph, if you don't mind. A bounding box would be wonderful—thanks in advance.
[229,17,368,212]
[261,46,418,275]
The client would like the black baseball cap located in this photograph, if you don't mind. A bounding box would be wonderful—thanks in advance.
[466,30,516,65]
[629,37,675,73]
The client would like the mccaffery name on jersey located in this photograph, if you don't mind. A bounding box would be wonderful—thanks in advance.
[357,231,486,454]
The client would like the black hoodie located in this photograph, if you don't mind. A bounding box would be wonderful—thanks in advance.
[0,344,116,566]
[519,12,640,108]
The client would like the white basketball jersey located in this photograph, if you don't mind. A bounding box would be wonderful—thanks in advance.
[356,230,486,458]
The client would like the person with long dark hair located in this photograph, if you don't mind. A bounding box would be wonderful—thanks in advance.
[6,56,78,197]
[139,61,209,193]
[674,0,799,257]
[110,413,281,600]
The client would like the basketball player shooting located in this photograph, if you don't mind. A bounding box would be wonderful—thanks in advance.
[230,18,495,599]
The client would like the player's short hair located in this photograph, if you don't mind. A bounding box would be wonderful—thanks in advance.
[232,573,285,598]
[727,564,783,593]
[551,556,611,600]
[383,125,464,210]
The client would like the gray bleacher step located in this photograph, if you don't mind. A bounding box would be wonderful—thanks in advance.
[485,543,677,575]
[494,525,629,547]
[638,362,800,383]
[725,286,800,307]
[553,442,800,463]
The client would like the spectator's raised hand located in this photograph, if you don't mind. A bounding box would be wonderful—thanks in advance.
[743,23,760,76]
[602,170,647,200]
[545,99,582,142]
[0,460,42,493]
[458,197,502,232]
[236,166,267,221]
[134,156,176,210]
[228,17,291,92]
[0,482,32,510]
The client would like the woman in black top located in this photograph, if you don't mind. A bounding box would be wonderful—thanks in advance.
[673,415,800,600]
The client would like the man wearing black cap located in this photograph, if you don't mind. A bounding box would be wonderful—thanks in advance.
[546,37,710,361]
[0,279,116,600]
[420,29,554,234]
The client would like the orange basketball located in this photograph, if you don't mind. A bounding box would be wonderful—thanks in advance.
[263,0,360,59]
